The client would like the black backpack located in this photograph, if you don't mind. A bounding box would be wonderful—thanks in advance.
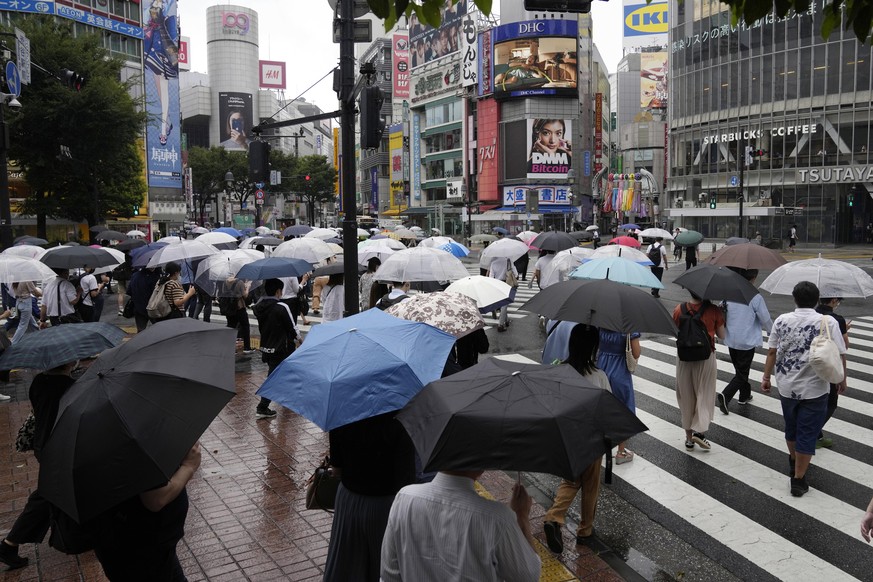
[647,243,662,267]
[676,303,712,361]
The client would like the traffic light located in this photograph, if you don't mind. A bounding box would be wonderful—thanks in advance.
[848,193,855,207]
[359,85,385,149]
[305,174,311,182]
[133,204,139,216]
[751,148,767,158]
[709,194,717,209]
[248,140,271,183]
[60,69,86,92]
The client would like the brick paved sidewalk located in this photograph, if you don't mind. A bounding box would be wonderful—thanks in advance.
[1,345,623,581]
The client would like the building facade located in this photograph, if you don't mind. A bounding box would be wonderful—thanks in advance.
[667,0,873,244]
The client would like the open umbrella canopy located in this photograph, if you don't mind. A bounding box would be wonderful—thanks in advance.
[376,247,470,283]
[213,226,243,238]
[194,249,264,296]
[530,231,577,252]
[15,236,49,246]
[570,256,664,289]
[585,245,653,265]
[38,320,237,523]
[397,358,649,480]
[0,256,59,286]
[95,230,128,242]
[2,245,47,260]
[250,236,283,246]
[255,226,271,235]
[393,228,418,240]
[386,291,485,338]
[479,237,531,268]
[129,242,169,268]
[725,237,751,246]
[146,240,220,269]
[568,230,594,241]
[283,224,313,237]
[114,239,147,252]
[41,246,121,270]
[273,237,335,265]
[705,243,787,270]
[585,225,600,232]
[190,226,209,235]
[674,230,705,247]
[445,275,516,314]
[305,227,341,241]
[520,279,678,336]
[419,236,454,248]
[195,231,239,247]
[470,234,498,243]
[516,230,539,244]
[88,224,108,233]
[360,238,406,251]
[674,264,760,304]
[0,322,125,371]
[235,257,314,281]
[759,255,873,297]
[492,227,509,235]
[638,228,674,240]
[619,223,641,230]
[438,241,470,258]
[257,308,456,431]
[358,245,398,265]
[312,260,364,277]
[608,235,642,249]
[539,247,596,289]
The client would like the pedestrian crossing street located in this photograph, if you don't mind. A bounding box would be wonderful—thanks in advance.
[211,264,873,580]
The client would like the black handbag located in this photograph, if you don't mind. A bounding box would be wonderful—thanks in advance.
[15,412,35,453]
[297,288,310,317]
[122,297,135,318]
[305,455,340,512]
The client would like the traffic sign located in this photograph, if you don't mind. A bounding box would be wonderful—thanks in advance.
[730,175,739,187]
[255,188,265,205]
[5,62,21,98]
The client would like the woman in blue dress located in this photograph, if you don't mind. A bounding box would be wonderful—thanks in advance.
[144,0,179,146]
[597,329,641,464]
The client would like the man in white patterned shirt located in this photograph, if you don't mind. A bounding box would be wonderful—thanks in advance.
[380,470,541,581]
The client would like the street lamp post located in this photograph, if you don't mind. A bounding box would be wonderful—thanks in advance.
[566,168,577,233]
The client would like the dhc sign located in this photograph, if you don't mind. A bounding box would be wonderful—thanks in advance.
[624,2,669,36]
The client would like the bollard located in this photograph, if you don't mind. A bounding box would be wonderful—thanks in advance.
[712,243,716,253]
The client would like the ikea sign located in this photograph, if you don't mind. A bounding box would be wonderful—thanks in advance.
[624,2,669,36]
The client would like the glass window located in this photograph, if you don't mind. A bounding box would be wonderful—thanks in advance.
[857,53,871,92]
[785,52,798,100]
[827,44,840,94]
[750,56,760,105]
[762,54,773,104]
[799,47,812,98]
[842,40,858,94]
[786,14,799,50]
[813,48,826,96]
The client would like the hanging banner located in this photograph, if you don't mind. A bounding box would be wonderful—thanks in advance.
[459,11,478,87]
[594,93,603,172]
[526,119,572,179]
[143,0,182,188]
[478,28,492,96]
[392,33,410,99]
[412,113,422,200]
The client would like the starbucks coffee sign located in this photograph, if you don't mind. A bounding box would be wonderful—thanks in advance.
[798,166,873,183]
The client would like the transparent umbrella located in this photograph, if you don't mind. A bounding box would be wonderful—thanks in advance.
[540,247,596,288]
[759,255,873,297]
[194,249,265,296]
[145,240,220,268]
[479,238,530,268]
[0,256,57,285]
[273,238,335,264]
[375,247,469,283]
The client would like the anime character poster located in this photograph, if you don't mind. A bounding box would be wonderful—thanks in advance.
[526,119,572,179]
[143,0,182,188]
[218,92,254,151]
[408,0,467,69]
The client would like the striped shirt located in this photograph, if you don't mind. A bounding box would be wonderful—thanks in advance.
[380,473,541,582]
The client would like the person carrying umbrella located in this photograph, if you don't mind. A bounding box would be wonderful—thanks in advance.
[359,258,380,312]
[153,262,196,323]
[487,257,518,332]
[717,269,773,414]
[0,358,79,570]
[685,243,698,270]
[645,237,669,298]
[321,273,345,323]
[252,279,300,420]
[280,271,311,326]
[223,275,253,354]
[10,280,42,344]
[531,249,556,290]
[672,228,683,260]
[673,290,726,451]
[128,267,161,332]
[39,269,81,328]
[542,324,613,554]
[79,267,110,323]
[597,327,641,464]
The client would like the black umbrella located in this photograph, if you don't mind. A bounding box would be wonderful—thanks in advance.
[114,238,147,252]
[674,264,760,304]
[520,279,678,336]
[41,246,120,269]
[725,237,751,246]
[283,225,313,237]
[38,319,237,523]
[95,230,128,242]
[569,230,594,241]
[88,224,108,233]
[250,236,283,246]
[0,322,125,371]
[313,261,364,277]
[398,358,648,481]
[531,231,577,252]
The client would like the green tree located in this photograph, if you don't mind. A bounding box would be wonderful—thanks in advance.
[6,18,147,237]
[287,155,338,226]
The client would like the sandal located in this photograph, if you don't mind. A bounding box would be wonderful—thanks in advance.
[615,450,634,465]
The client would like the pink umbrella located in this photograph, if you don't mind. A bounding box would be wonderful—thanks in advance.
[609,236,642,249]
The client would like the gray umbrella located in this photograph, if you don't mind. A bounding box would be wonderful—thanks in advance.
[38,319,237,523]
[95,230,128,242]
[0,323,125,371]
[40,246,121,269]
[674,264,760,304]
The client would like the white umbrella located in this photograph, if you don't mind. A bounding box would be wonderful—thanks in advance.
[430,228,442,235]
[375,247,469,282]
[360,238,406,250]
[2,245,46,260]
[196,231,238,246]
[0,256,57,285]
[357,228,371,238]
[327,243,343,255]
[585,225,600,232]
[92,247,127,275]
[305,227,341,241]
[268,230,281,237]
[479,237,531,268]
[516,230,539,244]
[540,247,596,288]
[638,228,674,240]
[409,225,423,232]
[273,238,335,264]
[157,236,182,244]
[191,226,209,235]
[759,255,873,297]
[393,228,418,240]
[126,230,146,238]
[194,249,265,296]
[445,275,515,312]
[584,245,653,265]
[419,236,454,248]
[358,245,397,266]
[146,240,220,269]
[255,226,271,235]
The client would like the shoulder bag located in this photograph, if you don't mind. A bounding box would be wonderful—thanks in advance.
[504,258,519,288]
[305,455,340,512]
[625,334,638,374]
[809,316,844,384]
[15,412,35,453]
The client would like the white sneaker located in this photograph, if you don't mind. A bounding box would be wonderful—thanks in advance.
[0,393,11,401]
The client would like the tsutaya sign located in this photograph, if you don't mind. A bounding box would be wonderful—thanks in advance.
[798,166,873,183]
[702,124,817,145]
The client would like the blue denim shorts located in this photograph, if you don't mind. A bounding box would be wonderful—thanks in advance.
[780,393,829,455]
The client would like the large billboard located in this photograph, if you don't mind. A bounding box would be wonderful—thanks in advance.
[492,20,578,99]
[623,0,668,52]
[143,0,182,188]
[527,119,572,179]
[389,123,404,208]
[409,0,467,69]
[459,11,478,88]
[259,61,286,89]
[640,52,668,109]
[392,33,410,99]
[218,92,253,151]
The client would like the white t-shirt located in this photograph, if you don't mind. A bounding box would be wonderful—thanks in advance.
[646,243,667,267]
[80,273,99,307]
[279,276,300,300]
[43,277,77,317]
[768,308,846,400]
[488,257,517,282]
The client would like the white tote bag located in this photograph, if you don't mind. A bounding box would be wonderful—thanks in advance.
[625,334,638,374]
[809,317,844,384]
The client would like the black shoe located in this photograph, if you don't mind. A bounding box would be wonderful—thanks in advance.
[692,432,711,450]
[788,456,796,477]
[575,531,594,545]
[685,440,695,450]
[543,521,563,554]
[0,541,28,570]
[790,476,809,497]
[255,408,277,419]
[738,395,753,405]
[716,392,729,415]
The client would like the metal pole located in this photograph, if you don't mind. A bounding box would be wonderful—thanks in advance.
[738,137,745,239]
[0,104,13,249]
[340,0,359,316]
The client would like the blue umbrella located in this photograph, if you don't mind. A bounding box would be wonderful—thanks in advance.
[283,225,313,237]
[214,226,243,238]
[619,223,641,230]
[492,227,509,235]
[257,308,456,431]
[130,242,169,268]
[438,241,470,258]
[570,256,664,289]
[0,322,126,371]
[236,257,314,281]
